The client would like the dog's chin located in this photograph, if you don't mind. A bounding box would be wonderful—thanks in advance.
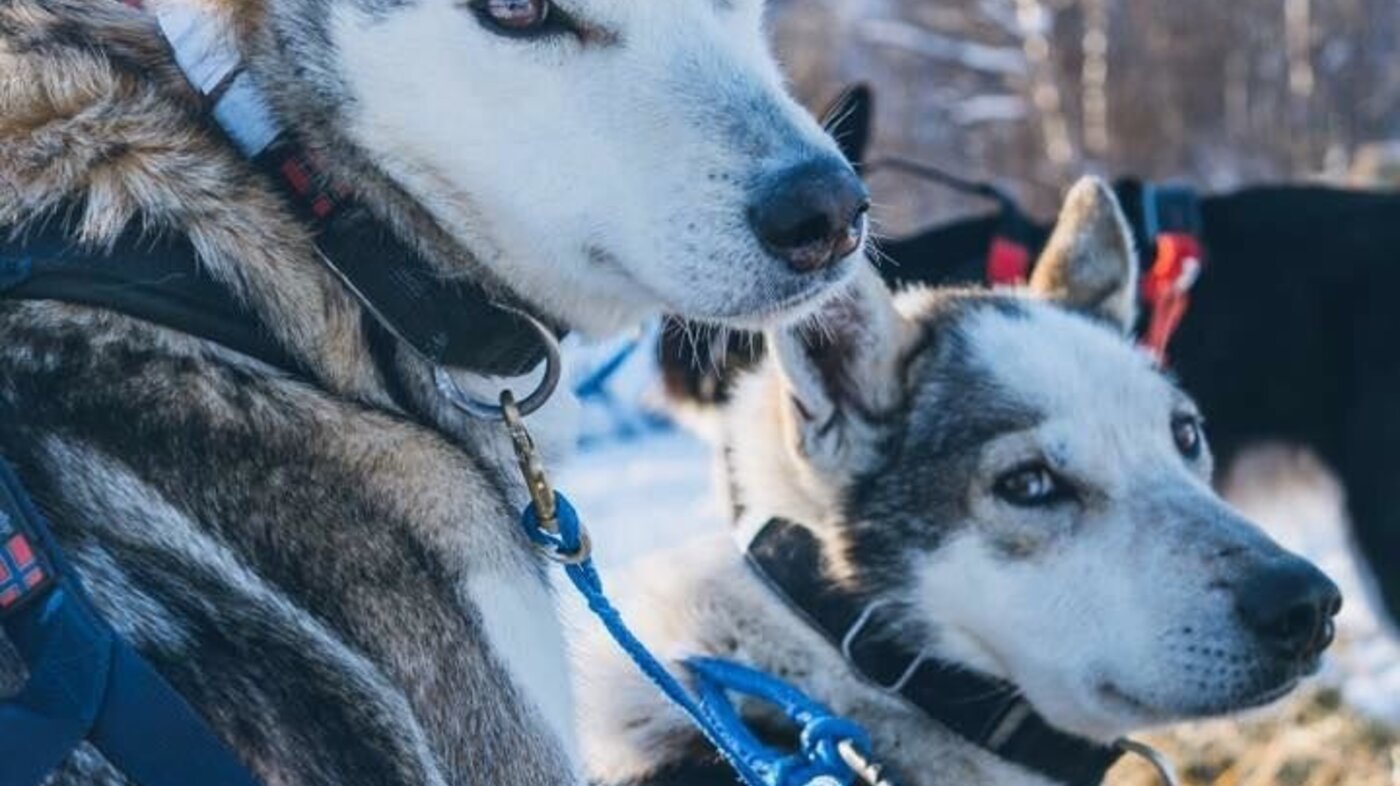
[693,251,861,330]
[1093,667,1304,728]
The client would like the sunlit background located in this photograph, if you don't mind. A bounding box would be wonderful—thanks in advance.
[770,0,1400,226]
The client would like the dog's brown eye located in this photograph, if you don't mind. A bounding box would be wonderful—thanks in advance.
[995,465,1066,508]
[475,0,552,33]
[1172,415,1204,459]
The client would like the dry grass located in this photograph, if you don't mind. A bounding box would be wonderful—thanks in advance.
[1111,690,1398,786]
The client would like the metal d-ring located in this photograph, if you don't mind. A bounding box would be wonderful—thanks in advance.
[433,311,563,420]
[1115,738,1181,786]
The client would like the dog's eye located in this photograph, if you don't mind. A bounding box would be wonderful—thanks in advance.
[994,465,1067,508]
[1172,415,1204,459]
[472,0,556,35]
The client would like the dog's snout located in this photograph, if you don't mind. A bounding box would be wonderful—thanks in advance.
[1235,558,1342,661]
[749,159,869,273]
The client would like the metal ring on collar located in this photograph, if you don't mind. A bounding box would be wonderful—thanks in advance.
[1115,738,1180,786]
[840,601,926,694]
[433,311,563,420]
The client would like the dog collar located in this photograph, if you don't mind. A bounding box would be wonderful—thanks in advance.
[147,2,560,379]
[740,518,1125,786]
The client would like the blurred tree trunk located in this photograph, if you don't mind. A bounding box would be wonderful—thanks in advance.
[770,0,1400,231]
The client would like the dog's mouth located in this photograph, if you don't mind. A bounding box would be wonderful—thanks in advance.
[1233,676,1303,710]
[704,253,860,328]
[579,240,858,327]
[1096,681,1173,724]
[1096,668,1303,722]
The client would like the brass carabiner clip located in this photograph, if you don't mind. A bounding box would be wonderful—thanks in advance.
[501,390,558,532]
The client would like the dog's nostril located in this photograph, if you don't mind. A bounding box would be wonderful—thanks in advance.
[1236,558,1343,661]
[749,158,869,274]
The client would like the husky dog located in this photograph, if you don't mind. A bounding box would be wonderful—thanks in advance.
[662,84,1400,630]
[0,0,868,783]
[578,180,1341,786]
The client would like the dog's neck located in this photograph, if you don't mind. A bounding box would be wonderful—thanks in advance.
[0,0,575,455]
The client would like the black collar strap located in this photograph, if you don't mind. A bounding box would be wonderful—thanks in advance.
[151,3,557,379]
[743,518,1124,786]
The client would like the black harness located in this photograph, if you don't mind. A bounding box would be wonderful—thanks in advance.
[0,221,298,373]
[0,159,557,387]
[744,519,1125,786]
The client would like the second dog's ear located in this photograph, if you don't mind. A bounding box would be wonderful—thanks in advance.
[770,263,911,471]
[821,84,874,167]
[1029,177,1138,333]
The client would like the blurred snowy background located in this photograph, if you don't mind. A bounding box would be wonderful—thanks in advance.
[560,2,1400,783]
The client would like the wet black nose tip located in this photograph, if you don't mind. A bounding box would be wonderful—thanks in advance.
[1236,559,1343,661]
[749,159,870,273]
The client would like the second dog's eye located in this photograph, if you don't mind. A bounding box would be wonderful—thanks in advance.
[994,465,1067,508]
[472,0,555,35]
[1172,415,1204,460]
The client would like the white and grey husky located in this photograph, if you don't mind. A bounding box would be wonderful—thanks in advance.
[577,179,1342,786]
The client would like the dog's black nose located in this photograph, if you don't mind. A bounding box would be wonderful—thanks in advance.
[1236,557,1342,661]
[750,159,869,273]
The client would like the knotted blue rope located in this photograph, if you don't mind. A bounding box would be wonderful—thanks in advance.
[522,493,880,786]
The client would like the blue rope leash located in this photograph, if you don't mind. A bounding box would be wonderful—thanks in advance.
[522,493,881,786]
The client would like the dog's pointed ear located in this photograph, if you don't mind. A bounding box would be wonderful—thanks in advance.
[770,263,911,469]
[821,84,874,167]
[1029,177,1139,333]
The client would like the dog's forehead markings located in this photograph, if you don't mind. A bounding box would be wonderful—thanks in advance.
[962,300,1172,424]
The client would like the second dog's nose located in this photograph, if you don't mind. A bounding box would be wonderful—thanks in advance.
[750,159,869,273]
[1236,558,1342,661]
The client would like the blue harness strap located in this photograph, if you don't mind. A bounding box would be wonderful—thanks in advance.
[0,458,264,786]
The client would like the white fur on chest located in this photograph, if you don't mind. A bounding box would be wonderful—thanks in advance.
[468,571,581,778]
[456,365,583,775]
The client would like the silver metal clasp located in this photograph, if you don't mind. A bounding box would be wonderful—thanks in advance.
[837,739,901,786]
[1116,738,1181,786]
[434,310,563,421]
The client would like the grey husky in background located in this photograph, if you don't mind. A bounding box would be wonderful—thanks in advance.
[0,0,868,782]
[577,180,1342,786]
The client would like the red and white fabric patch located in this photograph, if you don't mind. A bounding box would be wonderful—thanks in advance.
[0,517,51,613]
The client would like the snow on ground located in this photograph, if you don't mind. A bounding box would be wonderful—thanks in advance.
[557,338,1400,727]
[559,427,722,572]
